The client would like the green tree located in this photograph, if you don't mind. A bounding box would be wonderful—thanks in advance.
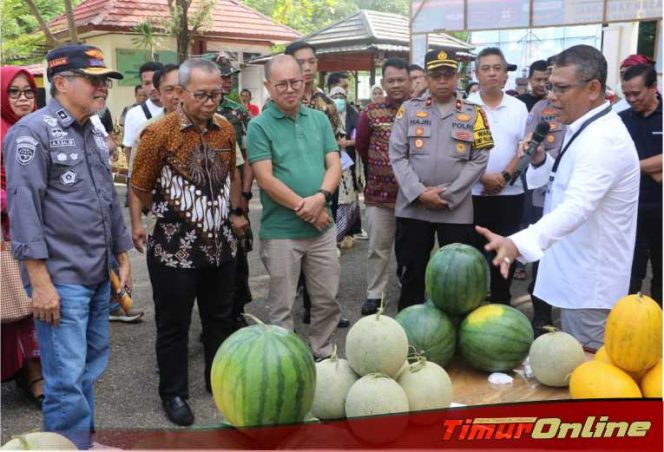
[0,0,72,64]
[166,0,215,62]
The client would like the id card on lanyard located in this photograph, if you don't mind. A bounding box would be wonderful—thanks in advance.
[546,105,612,194]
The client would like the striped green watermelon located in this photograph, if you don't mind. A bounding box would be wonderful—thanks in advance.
[425,243,489,316]
[395,304,456,368]
[458,304,534,372]
[210,323,316,427]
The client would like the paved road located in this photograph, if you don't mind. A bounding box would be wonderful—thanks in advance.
[1,185,649,444]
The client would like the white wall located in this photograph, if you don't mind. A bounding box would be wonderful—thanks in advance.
[79,33,177,122]
[602,22,640,95]
[205,41,272,108]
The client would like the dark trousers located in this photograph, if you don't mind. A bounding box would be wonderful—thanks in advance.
[473,194,524,305]
[147,254,237,398]
[526,205,552,325]
[232,247,252,318]
[629,207,662,305]
[395,217,474,311]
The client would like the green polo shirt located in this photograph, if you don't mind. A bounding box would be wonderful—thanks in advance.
[247,102,338,239]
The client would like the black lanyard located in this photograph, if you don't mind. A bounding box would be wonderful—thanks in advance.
[549,105,612,184]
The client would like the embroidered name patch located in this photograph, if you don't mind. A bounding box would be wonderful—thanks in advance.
[50,138,76,148]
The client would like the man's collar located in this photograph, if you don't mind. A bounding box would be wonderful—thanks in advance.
[631,93,662,118]
[176,105,220,131]
[47,98,77,127]
[267,100,307,119]
[469,90,506,108]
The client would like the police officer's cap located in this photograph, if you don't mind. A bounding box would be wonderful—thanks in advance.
[215,54,240,76]
[425,49,460,72]
[46,44,123,81]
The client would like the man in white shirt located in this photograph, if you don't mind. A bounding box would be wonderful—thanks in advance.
[122,62,164,167]
[467,47,529,305]
[477,45,640,350]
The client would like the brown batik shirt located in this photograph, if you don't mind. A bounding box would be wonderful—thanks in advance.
[131,106,237,268]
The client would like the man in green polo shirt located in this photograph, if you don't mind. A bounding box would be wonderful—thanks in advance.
[247,54,342,360]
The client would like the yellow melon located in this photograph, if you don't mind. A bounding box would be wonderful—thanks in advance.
[569,360,642,399]
[605,293,662,373]
[640,361,662,398]
[594,346,647,382]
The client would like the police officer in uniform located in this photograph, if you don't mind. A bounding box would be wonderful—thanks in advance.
[3,44,133,448]
[389,49,494,311]
[215,54,254,326]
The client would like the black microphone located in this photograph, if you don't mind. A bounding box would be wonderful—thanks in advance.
[510,121,551,185]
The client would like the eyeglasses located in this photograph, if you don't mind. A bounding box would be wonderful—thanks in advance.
[271,79,304,93]
[62,73,113,88]
[182,88,223,103]
[545,79,592,96]
[7,88,35,99]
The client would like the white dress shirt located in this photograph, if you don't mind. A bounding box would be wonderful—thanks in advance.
[510,102,640,310]
[122,98,163,148]
[467,91,528,196]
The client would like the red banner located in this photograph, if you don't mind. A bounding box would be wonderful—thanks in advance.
[96,399,663,449]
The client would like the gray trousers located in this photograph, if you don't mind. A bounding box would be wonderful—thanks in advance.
[260,227,341,358]
[366,205,396,300]
[560,308,611,351]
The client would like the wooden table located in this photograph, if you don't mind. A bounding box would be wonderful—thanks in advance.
[444,353,593,406]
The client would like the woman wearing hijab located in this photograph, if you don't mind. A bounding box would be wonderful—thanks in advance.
[1,65,44,408]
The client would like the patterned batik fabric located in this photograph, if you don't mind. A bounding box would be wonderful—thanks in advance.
[364,100,400,208]
[304,88,343,137]
[131,107,238,269]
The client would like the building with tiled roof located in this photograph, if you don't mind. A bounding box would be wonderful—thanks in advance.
[45,0,301,120]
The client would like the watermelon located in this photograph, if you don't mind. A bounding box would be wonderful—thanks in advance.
[425,243,489,316]
[210,322,316,427]
[458,304,534,372]
[395,304,456,367]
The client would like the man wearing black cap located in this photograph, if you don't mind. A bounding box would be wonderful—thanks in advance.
[3,44,133,448]
[389,49,493,310]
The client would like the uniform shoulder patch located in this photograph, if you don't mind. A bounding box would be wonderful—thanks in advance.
[15,136,38,165]
[472,107,494,151]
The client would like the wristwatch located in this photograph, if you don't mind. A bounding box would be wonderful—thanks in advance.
[501,171,512,183]
[317,189,333,203]
[231,207,245,216]
[241,191,253,200]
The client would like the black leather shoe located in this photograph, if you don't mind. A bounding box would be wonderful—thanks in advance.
[337,317,350,328]
[162,396,194,426]
[361,299,381,315]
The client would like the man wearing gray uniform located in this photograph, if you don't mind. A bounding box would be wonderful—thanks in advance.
[3,44,133,448]
[389,49,494,311]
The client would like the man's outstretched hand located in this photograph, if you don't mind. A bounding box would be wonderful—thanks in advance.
[475,225,520,279]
